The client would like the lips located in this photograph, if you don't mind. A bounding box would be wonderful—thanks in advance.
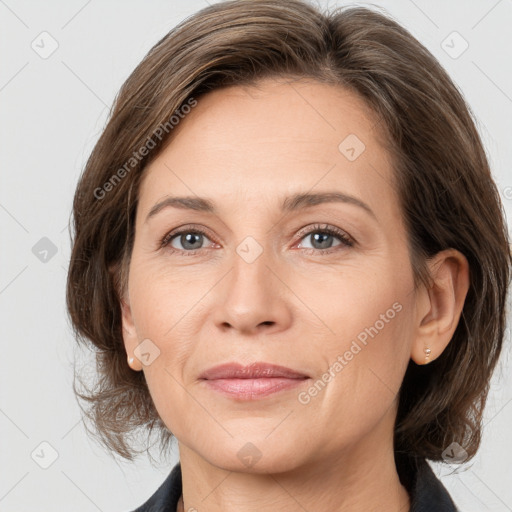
[199,362,310,400]
[199,362,309,380]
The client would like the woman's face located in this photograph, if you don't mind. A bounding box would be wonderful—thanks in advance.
[122,78,420,473]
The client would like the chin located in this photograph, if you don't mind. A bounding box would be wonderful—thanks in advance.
[196,434,307,475]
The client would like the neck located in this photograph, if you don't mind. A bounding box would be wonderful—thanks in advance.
[176,429,410,512]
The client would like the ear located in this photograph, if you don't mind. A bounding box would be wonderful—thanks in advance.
[109,260,143,372]
[411,249,470,365]
[120,294,143,372]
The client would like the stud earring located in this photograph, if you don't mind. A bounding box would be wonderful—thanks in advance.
[128,356,135,369]
[424,347,432,363]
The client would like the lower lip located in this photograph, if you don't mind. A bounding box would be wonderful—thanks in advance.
[202,377,308,400]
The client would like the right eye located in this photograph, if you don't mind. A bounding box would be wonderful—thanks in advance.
[160,226,217,255]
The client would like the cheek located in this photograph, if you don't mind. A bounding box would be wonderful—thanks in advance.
[128,254,197,337]
[127,256,223,388]
[308,265,415,416]
[311,260,412,352]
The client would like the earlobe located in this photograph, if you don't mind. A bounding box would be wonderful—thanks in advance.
[411,249,470,365]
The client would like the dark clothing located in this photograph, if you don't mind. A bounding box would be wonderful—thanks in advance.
[131,456,458,512]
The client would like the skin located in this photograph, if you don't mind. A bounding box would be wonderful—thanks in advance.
[121,78,470,512]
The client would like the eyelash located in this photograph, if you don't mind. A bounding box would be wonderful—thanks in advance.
[159,223,354,256]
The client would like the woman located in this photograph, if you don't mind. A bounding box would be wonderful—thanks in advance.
[66,1,511,511]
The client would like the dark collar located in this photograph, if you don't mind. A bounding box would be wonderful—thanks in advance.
[397,455,458,511]
[132,456,458,511]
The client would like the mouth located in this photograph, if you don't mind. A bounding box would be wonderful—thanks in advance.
[199,362,310,400]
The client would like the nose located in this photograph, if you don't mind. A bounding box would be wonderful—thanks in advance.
[213,247,293,336]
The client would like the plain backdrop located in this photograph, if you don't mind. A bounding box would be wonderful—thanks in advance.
[1,0,511,510]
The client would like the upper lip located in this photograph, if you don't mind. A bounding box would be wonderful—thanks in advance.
[199,362,309,380]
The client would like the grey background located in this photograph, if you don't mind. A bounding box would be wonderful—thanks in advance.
[1,0,511,510]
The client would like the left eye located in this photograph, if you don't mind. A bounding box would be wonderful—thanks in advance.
[295,225,353,252]
[298,230,346,251]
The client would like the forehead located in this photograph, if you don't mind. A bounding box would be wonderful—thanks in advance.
[137,79,396,217]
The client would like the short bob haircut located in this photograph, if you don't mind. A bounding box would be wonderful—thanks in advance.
[66,0,511,463]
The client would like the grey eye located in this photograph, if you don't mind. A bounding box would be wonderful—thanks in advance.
[300,232,342,250]
[171,232,208,251]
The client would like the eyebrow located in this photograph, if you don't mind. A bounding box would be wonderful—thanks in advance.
[145,191,376,223]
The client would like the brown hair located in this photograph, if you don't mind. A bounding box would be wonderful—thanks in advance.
[66,0,511,463]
